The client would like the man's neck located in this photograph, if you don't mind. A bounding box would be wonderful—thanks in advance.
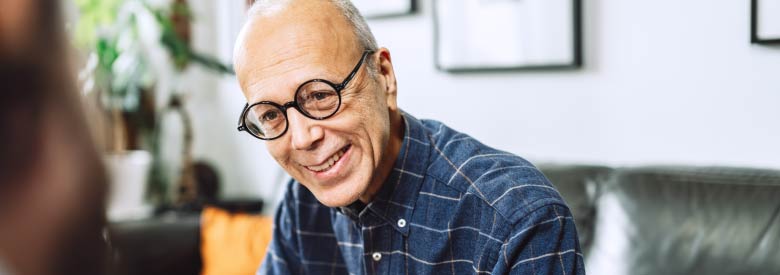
[358,111,405,203]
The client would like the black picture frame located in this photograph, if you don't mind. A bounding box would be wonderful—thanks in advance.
[751,0,780,44]
[352,0,417,19]
[434,0,582,73]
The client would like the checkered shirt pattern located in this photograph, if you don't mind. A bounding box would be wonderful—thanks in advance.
[258,111,585,274]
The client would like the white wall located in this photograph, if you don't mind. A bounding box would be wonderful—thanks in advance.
[185,0,780,201]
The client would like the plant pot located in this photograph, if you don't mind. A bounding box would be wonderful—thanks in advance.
[105,150,153,221]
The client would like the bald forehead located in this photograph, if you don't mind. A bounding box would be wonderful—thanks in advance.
[234,0,362,96]
[239,0,360,60]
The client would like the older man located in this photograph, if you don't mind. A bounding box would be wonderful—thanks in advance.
[233,0,584,274]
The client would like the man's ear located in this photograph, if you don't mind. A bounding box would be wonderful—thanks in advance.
[375,47,398,111]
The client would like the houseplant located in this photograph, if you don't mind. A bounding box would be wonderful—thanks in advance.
[75,0,231,219]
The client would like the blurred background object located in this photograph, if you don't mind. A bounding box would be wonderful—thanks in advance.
[72,2,273,274]
[73,0,232,220]
[1,0,108,274]
[751,0,780,44]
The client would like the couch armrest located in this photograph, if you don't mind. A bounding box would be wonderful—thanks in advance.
[537,164,613,255]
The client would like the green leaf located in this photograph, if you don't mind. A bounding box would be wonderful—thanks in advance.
[73,0,123,48]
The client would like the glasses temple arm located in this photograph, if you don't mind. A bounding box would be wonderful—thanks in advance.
[338,51,372,90]
[237,103,249,130]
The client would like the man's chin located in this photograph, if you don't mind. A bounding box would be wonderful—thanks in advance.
[314,193,361,208]
[310,184,364,208]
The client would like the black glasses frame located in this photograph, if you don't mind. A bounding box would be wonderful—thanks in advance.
[237,50,374,140]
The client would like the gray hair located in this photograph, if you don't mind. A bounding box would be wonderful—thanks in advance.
[248,0,379,76]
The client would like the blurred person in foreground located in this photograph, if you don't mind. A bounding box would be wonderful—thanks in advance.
[0,0,108,274]
[234,0,584,274]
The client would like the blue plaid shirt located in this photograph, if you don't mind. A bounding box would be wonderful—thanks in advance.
[259,112,585,274]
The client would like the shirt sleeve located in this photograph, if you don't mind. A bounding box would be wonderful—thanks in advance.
[497,203,586,275]
[257,182,303,275]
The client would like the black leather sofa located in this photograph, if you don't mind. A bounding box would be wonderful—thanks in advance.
[541,164,780,275]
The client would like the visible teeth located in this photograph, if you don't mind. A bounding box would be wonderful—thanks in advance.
[306,149,346,172]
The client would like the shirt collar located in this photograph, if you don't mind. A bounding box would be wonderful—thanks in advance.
[341,110,430,236]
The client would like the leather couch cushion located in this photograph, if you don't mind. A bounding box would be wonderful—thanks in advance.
[587,166,780,275]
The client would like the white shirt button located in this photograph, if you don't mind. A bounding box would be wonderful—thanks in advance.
[397,219,407,228]
[372,252,382,261]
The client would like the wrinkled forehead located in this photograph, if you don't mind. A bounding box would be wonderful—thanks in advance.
[234,3,361,103]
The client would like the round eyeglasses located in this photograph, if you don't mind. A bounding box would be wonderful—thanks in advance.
[237,50,373,140]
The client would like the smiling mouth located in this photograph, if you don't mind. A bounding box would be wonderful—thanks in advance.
[304,145,351,173]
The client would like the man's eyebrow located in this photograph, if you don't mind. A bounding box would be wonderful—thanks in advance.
[246,82,269,103]
[244,79,294,104]
[245,61,346,103]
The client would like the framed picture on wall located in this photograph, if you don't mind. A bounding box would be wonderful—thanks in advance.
[434,0,582,72]
[751,0,780,44]
[352,0,417,19]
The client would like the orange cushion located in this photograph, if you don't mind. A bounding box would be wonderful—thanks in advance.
[200,206,273,275]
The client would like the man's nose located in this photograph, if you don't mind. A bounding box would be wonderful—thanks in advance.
[287,109,324,151]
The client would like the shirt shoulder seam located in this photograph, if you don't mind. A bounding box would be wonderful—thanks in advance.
[424,172,566,225]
